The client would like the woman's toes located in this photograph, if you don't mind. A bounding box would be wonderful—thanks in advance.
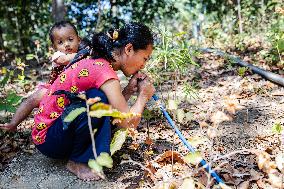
[66,160,101,181]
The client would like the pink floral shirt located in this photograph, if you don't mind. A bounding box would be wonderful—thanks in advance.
[32,58,118,145]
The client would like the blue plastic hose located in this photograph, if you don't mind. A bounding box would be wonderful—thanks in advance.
[152,94,224,184]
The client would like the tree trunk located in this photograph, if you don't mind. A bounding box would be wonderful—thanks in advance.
[0,25,4,50]
[110,0,119,28]
[52,0,66,22]
[237,0,243,34]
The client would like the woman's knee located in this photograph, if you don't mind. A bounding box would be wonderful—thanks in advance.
[86,88,108,104]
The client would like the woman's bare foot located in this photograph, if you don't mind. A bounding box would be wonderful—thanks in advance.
[66,160,101,181]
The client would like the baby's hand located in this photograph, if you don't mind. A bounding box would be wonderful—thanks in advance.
[0,123,17,132]
[54,53,77,66]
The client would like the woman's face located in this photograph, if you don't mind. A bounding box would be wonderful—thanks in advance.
[120,44,153,77]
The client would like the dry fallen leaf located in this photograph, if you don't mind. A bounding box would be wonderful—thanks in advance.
[224,99,244,115]
[237,181,250,189]
[256,179,266,189]
[199,121,209,128]
[268,173,283,188]
[275,153,284,172]
[210,111,232,126]
[155,151,185,165]
[207,126,218,139]
[128,142,139,150]
[179,178,195,189]
[257,151,278,174]
[145,136,153,146]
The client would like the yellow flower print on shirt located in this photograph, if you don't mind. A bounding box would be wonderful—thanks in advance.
[60,73,67,83]
[48,90,53,96]
[50,112,59,119]
[35,106,43,115]
[93,61,104,66]
[78,69,89,78]
[71,63,78,69]
[37,122,47,130]
[70,86,78,93]
[57,96,65,108]
[34,135,42,143]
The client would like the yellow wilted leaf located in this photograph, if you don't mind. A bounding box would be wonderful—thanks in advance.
[1,67,7,75]
[88,159,103,172]
[64,107,86,122]
[96,152,113,168]
[176,109,185,123]
[184,152,202,165]
[90,102,111,111]
[110,129,128,155]
[89,109,140,119]
[187,136,207,147]
[167,99,178,110]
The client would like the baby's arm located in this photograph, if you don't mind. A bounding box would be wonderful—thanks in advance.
[53,53,77,66]
[0,88,47,131]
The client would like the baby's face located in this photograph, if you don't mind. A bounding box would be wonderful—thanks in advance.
[52,26,80,54]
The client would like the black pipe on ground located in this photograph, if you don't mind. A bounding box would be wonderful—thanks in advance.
[198,48,284,87]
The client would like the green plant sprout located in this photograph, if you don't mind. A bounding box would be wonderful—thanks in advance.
[237,67,249,77]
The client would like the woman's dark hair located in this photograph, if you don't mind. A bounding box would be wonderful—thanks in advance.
[91,22,153,62]
[78,37,91,51]
[49,21,79,44]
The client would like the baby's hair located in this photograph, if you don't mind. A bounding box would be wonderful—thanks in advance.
[49,21,79,44]
[91,22,153,62]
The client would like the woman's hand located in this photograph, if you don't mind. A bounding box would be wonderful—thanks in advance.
[122,72,147,100]
[137,76,155,101]
[0,123,17,132]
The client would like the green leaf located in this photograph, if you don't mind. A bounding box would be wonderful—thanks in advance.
[0,103,16,113]
[88,159,103,172]
[272,122,283,134]
[26,54,35,60]
[0,103,7,111]
[18,74,25,80]
[63,107,86,122]
[96,152,113,168]
[277,39,284,52]
[184,152,202,165]
[6,92,22,105]
[110,129,128,156]
[143,109,153,120]
[0,71,10,87]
